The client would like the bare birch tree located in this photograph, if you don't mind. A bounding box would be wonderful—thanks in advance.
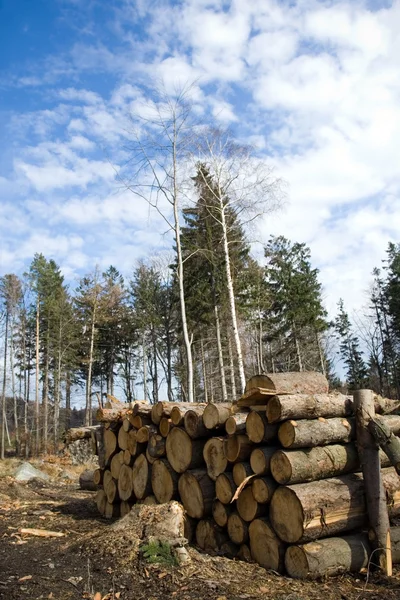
[194,130,284,392]
[120,85,198,402]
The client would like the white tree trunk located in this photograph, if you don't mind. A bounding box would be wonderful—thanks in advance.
[35,299,40,454]
[228,334,236,400]
[215,305,228,402]
[173,138,194,402]
[10,317,18,447]
[219,200,246,392]
[200,337,208,403]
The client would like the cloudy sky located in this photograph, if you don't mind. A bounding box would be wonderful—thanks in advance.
[0,0,399,317]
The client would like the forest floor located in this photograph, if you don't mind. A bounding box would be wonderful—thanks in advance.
[1,458,400,600]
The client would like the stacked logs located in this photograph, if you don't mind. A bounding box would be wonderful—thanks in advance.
[92,373,400,579]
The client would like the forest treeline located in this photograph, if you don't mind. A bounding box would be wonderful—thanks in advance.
[1,91,399,456]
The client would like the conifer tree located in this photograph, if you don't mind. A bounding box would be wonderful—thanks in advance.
[334,299,369,390]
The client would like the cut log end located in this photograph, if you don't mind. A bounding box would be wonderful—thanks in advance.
[269,486,303,543]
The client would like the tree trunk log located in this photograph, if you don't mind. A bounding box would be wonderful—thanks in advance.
[237,544,252,562]
[122,418,131,432]
[105,501,120,519]
[203,437,229,481]
[110,451,124,479]
[225,413,248,435]
[196,519,229,551]
[250,447,277,476]
[159,418,174,438]
[120,501,133,517]
[233,462,253,486]
[285,533,371,579]
[148,433,166,458]
[215,472,236,504]
[178,469,215,519]
[151,459,179,504]
[79,469,97,491]
[251,477,277,504]
[236,487,267,522]
[184,409,209,439]
[354,389,391,573]
[93,468,103,486]
[166,428,205,473]
[245,412,278,444]
[65,425,101,443]
[96,407,132,422]
[212,499,233,527]
[95,427,106,469]
[170,404,199,426]
[105,478,119,504]
[245,372,329,395]
[118,464,134,501]
[96,489,107,516]
[269,467,400,544]
[248,517,286,573]
[203,403,234,429]
[137,425,158,444]
[369,417,400,475]
[278,417,354,449]
[224,434,253,463]
[132,454,152,499]
[270,444,360,485]
[266,393,353,423]
[227,512,249,545]
[127,429,138,456]
[104,429,118,463]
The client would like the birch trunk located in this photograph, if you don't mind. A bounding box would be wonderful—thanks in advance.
[228,334,236,400]
[10,317,19,448]
[215,305,227,402]
[200,337,208,404]
[35,298,40,454]
[86,303,96,426]
[219,199,246,392]
[1,311,8,459]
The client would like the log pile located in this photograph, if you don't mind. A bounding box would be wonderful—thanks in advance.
[91,373,400,579]
[64,425,100,465]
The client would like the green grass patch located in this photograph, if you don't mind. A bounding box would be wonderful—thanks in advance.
[140,541,178,567]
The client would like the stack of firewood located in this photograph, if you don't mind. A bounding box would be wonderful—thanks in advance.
[93,373,400,579]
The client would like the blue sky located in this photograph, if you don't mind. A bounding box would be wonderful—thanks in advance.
[1,0,400,324]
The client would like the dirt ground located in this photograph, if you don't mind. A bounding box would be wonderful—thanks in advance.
[1,459,400,600]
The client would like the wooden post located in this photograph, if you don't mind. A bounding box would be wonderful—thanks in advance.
[354,389,392,575]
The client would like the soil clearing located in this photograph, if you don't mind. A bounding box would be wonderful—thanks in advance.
[1,460,400,600]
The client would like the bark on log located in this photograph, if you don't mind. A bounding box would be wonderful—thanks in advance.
[225,413,248,435]
[95,427,106,469]
[203,403,233,429]
[285,533,371,579]
[137,424,157,444]
[166,428,205,473]
[170,404,197,426]
[212,499,233,527]
[65,425,101,443]
[184,409,209,439]
[79,469,97,491]
[227,512,249,545]
[249,517,286,573]
[96,406,132,422]
[215,472,236,504]
[369,417,400,475]
[278,415,400,449]
[132,454,152,500]
[151,459,179,504]
[270,444,361,485]
[245,372,329,395]
[224,434,253,463]
[266,393,353,423]
[251,477,277,504]
[236,487,267,522]
[250,447,277,476]
[354,389,391,573]
[245,411,278,444]
[279,417,354,449]
[196,519,229,551]
[233,462,253,486]
[178,469,215,519]
[152,402,203,425]
[118,464,134,501]
[203,437,229,481]
[269,467,400,544]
